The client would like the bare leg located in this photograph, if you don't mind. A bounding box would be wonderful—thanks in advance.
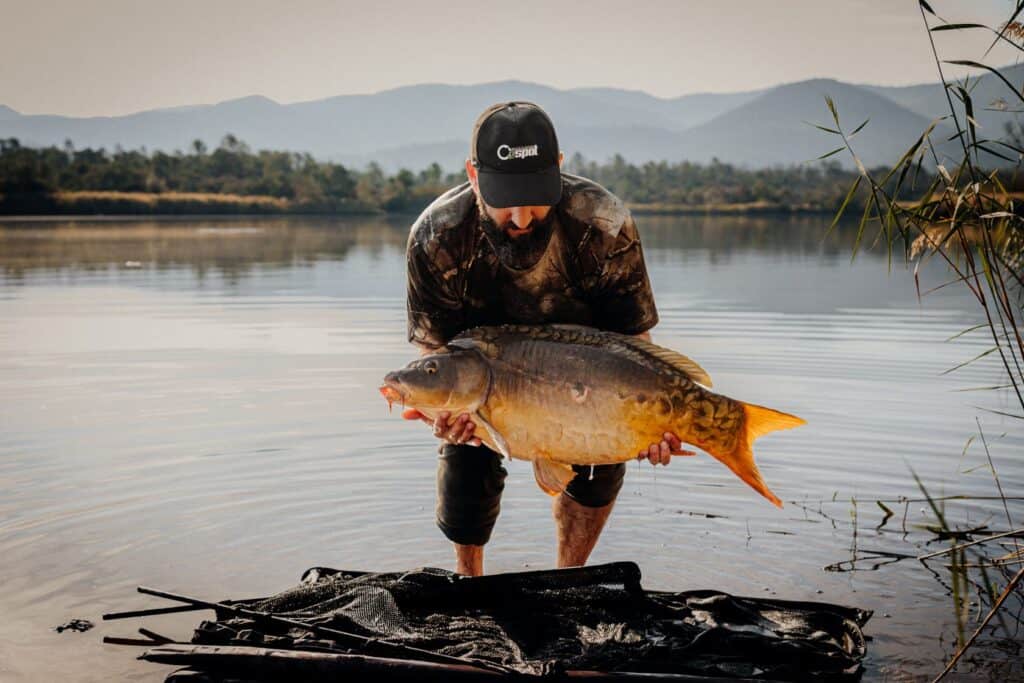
[454,543,484,576]
[553,494,615,568]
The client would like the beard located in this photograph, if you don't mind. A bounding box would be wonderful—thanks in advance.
[478,206,557,272]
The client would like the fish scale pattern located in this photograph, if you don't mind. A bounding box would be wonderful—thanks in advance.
[452,324,745,454]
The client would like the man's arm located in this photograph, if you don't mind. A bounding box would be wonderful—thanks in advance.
[404,242,482,446]
[590,214,659,336]
[407,240,464,350]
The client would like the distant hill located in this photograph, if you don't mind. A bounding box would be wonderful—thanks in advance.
[2,68,1021,170]
[864,62,1024,144]
[568,87,762,131]
[672,79,953,168]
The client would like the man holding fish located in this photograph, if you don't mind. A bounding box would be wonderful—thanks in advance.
[396,101,697,576]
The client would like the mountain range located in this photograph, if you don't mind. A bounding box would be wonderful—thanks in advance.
[3,65,1023,171]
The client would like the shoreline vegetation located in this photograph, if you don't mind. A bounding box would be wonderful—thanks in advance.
[1,135,885,218]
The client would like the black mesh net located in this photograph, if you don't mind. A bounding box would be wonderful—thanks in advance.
[177,562,870,681]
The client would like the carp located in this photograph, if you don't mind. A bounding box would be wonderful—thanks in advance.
[380,324,804,507]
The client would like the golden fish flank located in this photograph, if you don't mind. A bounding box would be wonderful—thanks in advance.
[380,324,805,508]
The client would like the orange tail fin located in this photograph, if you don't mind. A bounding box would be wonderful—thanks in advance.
[716,402,805,508]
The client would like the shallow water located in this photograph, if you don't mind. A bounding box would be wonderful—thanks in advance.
[0,215,1021,681]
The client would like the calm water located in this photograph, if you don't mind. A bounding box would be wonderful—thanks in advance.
[0,215,1021,682]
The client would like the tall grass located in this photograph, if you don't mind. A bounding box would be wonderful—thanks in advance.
[822,3,1024,416]
[819,2,1024,678]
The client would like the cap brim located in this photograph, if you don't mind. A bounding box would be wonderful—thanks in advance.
[477,166,562,209]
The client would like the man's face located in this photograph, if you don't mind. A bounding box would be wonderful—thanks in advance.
[465,159,559,271]
[465,158,554,236]
[479,203,553,236]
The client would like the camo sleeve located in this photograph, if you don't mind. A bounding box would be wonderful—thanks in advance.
[588,214,659,335]
[406,238,465,349]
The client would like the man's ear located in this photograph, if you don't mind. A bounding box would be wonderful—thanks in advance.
[558,151,564,167]
[465,158,478,189]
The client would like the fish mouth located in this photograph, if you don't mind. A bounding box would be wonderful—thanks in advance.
[379,375,407,411]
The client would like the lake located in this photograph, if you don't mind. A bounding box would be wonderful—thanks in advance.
[0,214,1021,681]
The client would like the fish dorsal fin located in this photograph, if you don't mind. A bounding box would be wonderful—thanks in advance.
[451,324,712,387]
[533,459,576,496]
[612,334,713,388]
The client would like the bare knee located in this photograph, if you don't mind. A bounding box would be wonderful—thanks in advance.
[554,494,615,568]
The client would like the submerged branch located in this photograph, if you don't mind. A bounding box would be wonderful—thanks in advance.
[918,527,1024,561]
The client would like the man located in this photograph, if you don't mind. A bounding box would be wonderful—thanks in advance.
[403,101,693,576]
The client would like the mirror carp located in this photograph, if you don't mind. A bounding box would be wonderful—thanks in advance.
[381,324,804,507]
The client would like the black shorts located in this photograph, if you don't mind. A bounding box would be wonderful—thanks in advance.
[435,444,626,546]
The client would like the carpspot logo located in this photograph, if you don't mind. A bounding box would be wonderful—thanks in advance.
[496,143,539,161]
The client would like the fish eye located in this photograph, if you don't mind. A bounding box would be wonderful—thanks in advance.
[424,360,438,375]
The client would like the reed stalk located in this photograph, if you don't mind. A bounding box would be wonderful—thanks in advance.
[821,2,1024,675]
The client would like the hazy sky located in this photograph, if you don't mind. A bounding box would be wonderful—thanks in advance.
[1,0,1020,116]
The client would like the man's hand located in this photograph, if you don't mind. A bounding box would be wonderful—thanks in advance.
[637,432,697,466]
[402,409,482,447]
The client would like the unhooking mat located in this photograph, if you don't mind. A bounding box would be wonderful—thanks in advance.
[169,561,871,681]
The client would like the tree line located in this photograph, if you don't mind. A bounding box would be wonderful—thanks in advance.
[0,135,456,213]
[0,134,910,214]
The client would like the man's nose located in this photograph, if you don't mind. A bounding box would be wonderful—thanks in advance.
[509,207,532,229]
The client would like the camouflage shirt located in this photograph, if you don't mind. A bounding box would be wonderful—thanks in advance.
[406,173,659,349]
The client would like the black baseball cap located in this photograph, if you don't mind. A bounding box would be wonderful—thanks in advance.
[470,101,562,208]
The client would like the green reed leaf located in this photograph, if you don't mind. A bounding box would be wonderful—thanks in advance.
[816,146,846,160]
[931,23,988,32]
[826,174,862,239]
[804,120,841,135]
[946,60,1024,104]
[941,346,998,375]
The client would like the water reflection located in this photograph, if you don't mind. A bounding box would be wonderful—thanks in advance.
[0,217,410,282]
[1,214,863,279]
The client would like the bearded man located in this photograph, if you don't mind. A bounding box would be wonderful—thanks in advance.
[403,101,693,576]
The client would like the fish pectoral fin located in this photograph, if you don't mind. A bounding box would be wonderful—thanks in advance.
[472,412,511,460]
[533,459,576,497]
